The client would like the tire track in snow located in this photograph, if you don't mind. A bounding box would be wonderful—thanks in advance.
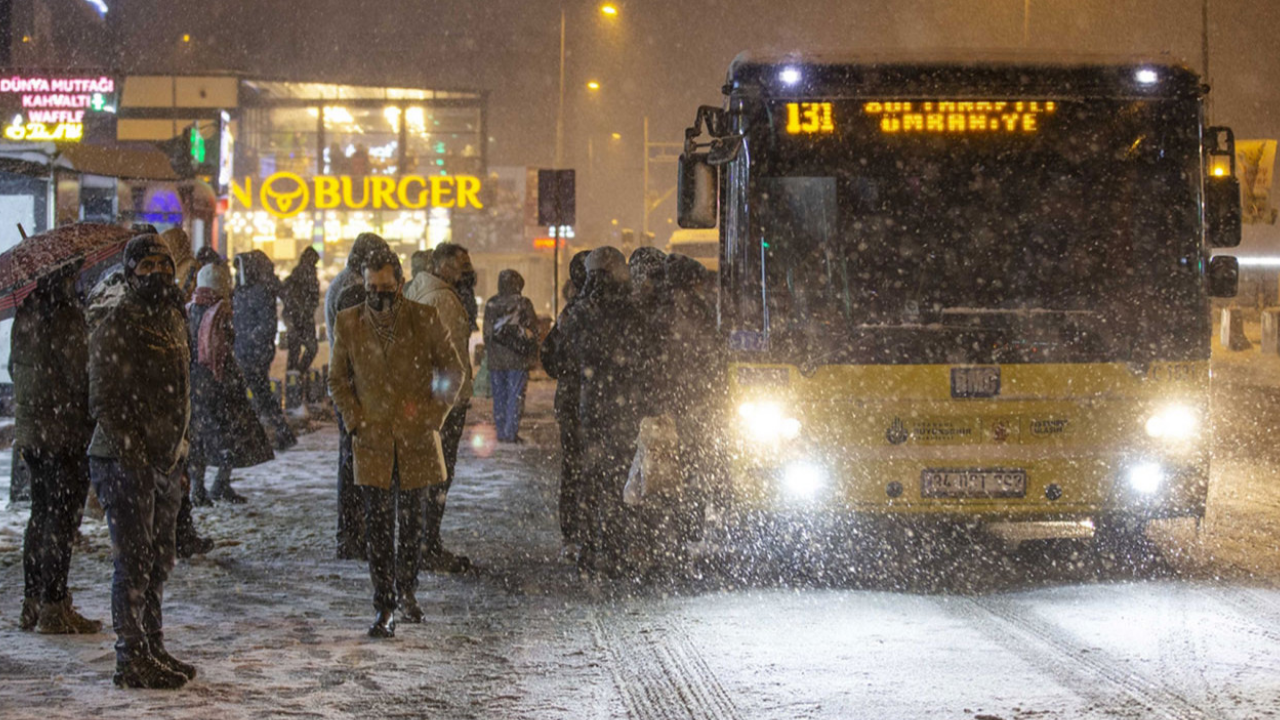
[953,595,1212,720]
[1203,586,1280,643]
[590,607,742,720]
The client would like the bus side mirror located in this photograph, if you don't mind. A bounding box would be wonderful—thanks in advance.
[1208,255,1239,298]
[678,153,718,229]
[1205,176,1242,248]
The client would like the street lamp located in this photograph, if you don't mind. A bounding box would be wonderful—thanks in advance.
[600,3,619,17]
[586,80,601,91]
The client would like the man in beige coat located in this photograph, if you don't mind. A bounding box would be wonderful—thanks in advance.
[329,247,465,638]
[403,243,474,572]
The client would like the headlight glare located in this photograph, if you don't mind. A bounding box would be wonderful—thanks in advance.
[1145,405,1198,440]
[738,401,802,441]
[1127,462,1164,494]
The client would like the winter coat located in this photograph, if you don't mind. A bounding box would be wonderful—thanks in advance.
[558,276,658,445]
[325,265,361,347]
[405,271,474,402]
[482,270,538,372]
[540,304,579,423]
[187,295,275,469]
[281,251,320,330]
[233,253,280,371]
[9,290,94,454]
[328,299,466,490]
[87,290,191,473]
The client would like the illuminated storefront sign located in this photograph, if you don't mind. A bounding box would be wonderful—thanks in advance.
[0,74,117,144]
[230,172,484,219]
[864,100,1057,134]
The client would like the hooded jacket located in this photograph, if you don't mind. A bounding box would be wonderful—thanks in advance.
[405,270,473,401]
[282,247,321,329]
[233,251,280,371]
[482,269,539,372]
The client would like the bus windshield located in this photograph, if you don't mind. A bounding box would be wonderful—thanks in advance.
[750,97,1208,365]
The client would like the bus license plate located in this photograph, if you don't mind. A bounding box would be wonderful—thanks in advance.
[921,468,1027,499]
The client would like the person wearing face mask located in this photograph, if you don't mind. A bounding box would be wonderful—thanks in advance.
[87,234,196,689]
[13,261,101,635]
[403,242,476,573]
[329,247,465,638]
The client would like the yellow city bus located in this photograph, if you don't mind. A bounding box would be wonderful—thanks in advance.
[677,54,1242,546]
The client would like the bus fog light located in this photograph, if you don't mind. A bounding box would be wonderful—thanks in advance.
[782,462,826,500]
[1127,463,1164,494]
[1145,405,1198,441]
[738,401,803,442]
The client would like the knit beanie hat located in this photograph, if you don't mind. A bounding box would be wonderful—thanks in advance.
[197,262,234,297]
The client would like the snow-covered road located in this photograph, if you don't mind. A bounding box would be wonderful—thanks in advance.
[1,378,1278,719]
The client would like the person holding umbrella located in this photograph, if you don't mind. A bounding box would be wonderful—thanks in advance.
[88,234,196,690]
[13,260,102,635]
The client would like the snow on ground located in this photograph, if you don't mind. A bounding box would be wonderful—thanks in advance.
[0,370,1278,718]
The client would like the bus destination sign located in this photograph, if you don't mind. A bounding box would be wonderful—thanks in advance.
[865,100,1057,135]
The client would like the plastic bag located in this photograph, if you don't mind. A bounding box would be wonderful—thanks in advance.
[623,415,682,506]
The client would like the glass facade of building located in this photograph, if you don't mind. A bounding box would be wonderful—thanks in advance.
[226,80,487,275]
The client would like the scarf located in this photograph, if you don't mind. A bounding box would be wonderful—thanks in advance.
[190,287,230,381]
[368,294,401,350]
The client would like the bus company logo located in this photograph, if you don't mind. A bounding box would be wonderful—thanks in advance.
[992,421,1011,443]
[260,172,310,219]
[886,417,909,445]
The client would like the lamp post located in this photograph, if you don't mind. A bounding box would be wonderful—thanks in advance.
[555,4,618,169]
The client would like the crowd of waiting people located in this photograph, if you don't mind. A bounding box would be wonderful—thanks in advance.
[12,223,721,686]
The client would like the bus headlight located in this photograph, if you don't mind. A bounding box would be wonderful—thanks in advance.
[1127,462,1164,494]
[1145,405,1199,441]
[738,401,802,442]
[782,462,826,500]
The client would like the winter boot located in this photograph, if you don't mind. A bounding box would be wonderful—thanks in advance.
[149,640,197,681]
[176,532,215,559]
[209,473,247,504]
[421,547,472,574]
[36,598,103,634]
[113,654,187,690]
[368,610,396,639]
[19,597,38,631]
[399,593,425,624]
[190,477,212,507]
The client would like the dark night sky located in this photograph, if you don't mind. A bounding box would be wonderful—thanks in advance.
[91,0,1280,244]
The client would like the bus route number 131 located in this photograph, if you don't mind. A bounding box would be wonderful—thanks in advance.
[786,102,835,135]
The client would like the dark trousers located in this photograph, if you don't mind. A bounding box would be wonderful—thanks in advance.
[22,449,90,605]
[244,357,296,445]
[423,402,468,553]
[363,460,425,613]
[285,322,318,375]
[188,458,233,497]
[90,457,182,663]
[557,417,588,545]
[336,414,365,557]
[490,370,527,442]
[580,427,639,559]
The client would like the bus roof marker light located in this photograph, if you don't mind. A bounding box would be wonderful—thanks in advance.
[1136,68,1159,85]
[779,67,802,86]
